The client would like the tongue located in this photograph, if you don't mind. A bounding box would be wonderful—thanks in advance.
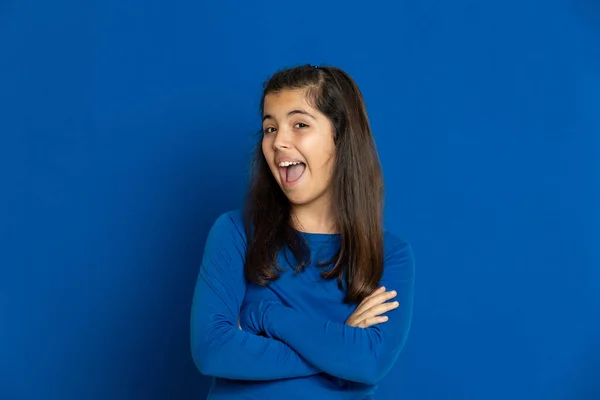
[286,163,306,182]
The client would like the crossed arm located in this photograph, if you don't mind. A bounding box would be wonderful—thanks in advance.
[240,241,415,385]
[190,213,319,380]
[190,212,415,384]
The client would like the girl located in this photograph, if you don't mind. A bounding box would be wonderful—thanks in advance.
[190,65,415,399]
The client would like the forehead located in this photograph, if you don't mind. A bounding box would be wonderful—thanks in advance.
[263,89,314,115]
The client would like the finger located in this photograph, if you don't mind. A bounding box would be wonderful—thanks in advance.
[358,286,386,307]
[349,299,398,327]
[373,285,386,295]
[348,288,395,327]
[352,300,399,326]
[358,301,400,320]
[359,315,389,328]
[355,289,392,314]
[355,290,397,316]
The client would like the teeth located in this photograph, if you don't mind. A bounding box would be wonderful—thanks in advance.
[278,161,302,167]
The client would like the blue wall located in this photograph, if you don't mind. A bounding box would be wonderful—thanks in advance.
[1,1,598,399]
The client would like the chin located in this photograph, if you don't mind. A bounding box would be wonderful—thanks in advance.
[282,193,308,206]
[278,188,310,206]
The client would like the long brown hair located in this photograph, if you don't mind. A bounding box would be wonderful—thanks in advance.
[243,64,384,304]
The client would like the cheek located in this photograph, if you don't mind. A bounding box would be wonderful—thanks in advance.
[319,134,336,168]
[321,147,336,184]
[324,153,336,180]
[261,137,278,175]
[318,141,336,171]
[261,137,272,158]
[308,150,336,182]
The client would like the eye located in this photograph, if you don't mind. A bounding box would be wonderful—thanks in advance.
[294,122,309,129]
[263,127,276,134]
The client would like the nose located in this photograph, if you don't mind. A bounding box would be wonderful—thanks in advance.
[272,127,291,151]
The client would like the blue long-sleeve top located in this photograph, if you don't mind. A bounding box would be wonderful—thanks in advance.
[190,210,415,400]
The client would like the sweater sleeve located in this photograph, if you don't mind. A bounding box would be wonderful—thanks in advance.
[245,240,415,384]
[190,212,319,380]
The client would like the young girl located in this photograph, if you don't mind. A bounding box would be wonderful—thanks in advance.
[190,65,415,399]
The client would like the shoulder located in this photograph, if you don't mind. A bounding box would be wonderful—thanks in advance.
[383,230,413,259]
[206,209,247,245]
[200,210,247,278]
[382,230,415,279]
[211,209,244,230]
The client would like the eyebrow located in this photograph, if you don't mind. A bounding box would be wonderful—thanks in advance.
[262,109,316,122]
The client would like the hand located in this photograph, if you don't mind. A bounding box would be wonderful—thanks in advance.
[346,286,399,328]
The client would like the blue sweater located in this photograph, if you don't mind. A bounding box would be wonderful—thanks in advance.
[190,210,415,400]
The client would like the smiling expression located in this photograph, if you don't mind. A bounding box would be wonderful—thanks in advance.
[261,88,336,207]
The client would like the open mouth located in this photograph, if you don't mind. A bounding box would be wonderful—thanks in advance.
[278,162,306,185]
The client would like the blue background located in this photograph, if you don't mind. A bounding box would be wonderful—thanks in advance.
[1,1,598,399]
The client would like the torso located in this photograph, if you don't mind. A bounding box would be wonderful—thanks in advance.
[209,232,377,400]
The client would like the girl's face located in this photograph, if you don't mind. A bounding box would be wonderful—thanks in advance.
[262,88,336,208]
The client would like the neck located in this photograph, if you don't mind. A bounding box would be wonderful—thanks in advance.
[291,197,336,234]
